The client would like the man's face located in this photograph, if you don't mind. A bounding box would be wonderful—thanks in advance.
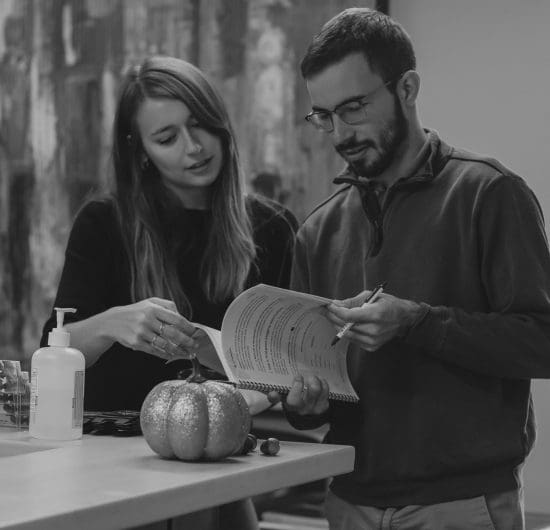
[306,52,407,179]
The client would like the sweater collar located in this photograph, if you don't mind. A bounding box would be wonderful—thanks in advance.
[333,129,452,190]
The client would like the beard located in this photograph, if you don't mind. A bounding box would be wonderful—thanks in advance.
[336,94,408,179]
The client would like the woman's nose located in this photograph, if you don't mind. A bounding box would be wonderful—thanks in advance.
[181,127,203,155]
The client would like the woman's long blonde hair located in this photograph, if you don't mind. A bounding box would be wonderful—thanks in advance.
[111,56,256,317]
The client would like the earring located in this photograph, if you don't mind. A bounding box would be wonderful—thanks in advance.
[141,157,150,170]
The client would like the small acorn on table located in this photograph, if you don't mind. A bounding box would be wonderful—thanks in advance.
[260,437,280,456]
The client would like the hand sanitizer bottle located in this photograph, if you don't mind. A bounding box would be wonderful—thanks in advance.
[29,308,85,440]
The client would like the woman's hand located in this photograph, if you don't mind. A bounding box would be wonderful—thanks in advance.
[104,298,199,361]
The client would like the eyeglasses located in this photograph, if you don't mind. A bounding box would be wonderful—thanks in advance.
[305,79,395,133]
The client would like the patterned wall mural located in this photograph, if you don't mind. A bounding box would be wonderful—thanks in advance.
[0,0,378,365]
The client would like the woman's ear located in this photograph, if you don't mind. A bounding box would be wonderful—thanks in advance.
[141,155,150,170]
[397,70,420,107]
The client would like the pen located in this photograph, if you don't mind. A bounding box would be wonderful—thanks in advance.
[330,281,387,346]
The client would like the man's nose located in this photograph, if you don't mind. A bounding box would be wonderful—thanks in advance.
[331,114,355,144]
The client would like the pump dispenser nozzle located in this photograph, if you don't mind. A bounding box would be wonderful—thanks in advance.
[48,307,77,347]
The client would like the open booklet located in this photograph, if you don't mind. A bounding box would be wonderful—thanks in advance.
[193,284,359,403]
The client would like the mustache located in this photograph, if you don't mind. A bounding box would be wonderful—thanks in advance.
[335,138,376,155]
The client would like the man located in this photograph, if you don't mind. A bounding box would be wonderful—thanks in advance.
[277,7,550,530]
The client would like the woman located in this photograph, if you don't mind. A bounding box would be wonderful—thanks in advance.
[41,56,297,529]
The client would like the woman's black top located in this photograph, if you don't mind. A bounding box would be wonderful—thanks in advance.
[40,196,297,411]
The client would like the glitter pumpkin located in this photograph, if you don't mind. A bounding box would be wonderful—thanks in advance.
[140,358,251,461]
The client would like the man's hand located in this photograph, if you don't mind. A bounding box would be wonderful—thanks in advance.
[268,374,329,416]
[327,290,423,351]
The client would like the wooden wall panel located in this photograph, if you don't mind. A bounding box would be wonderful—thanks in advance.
[0,0,34,361]
[0,0,377,367]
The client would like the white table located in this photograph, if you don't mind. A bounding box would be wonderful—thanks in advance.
[0,430,354,530]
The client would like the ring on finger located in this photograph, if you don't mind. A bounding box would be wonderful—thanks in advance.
[158,322,166,336]
[164,339,180,356]
[151,334,166,352]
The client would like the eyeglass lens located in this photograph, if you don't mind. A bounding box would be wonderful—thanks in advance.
[309,104,367,131]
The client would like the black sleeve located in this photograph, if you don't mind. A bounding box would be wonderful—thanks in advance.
[40,200,125,346]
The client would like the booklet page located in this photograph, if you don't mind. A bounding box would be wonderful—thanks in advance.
[219,284,358,400]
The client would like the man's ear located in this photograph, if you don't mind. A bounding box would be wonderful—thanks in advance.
[397,70,420,107]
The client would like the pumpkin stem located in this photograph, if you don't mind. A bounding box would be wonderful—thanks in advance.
[187,355,207,383]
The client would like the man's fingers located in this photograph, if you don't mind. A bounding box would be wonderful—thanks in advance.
[316,379,330,409]
[330,290,370,309]
[286,375,306,410]
[303,374,322,398]
[303,375,329,414]
[285,375,328,415]
[325,310,348,327]
[328,303,364,322]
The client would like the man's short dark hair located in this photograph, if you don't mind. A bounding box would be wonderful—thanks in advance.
[300,8,416,87]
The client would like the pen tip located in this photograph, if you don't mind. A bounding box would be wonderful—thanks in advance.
[330,337,339,347]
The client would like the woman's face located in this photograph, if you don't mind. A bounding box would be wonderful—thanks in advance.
[136,97,223,208]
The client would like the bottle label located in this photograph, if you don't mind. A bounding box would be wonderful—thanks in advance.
[72,370,85,428]
[30,368,38,425]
